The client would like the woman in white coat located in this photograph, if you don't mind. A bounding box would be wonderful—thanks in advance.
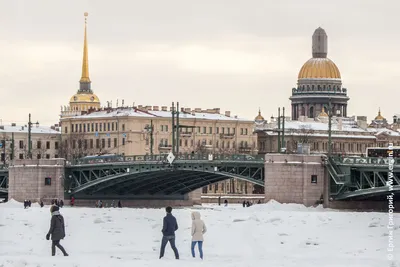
[191,211,207,259]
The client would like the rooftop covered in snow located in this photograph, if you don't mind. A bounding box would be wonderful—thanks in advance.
[255,116,400,139]
[0,125,60,135]
[63,106,252,122]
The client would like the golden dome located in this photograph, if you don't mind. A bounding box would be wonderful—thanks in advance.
[374,108,384,120]
[298,58,341,79]
[69,93,100,103]
[319,107,328,117]
[255,109,264,121]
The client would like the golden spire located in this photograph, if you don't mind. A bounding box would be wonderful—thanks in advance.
[80,12,90,83]
[255,107,265,121]
[375,107,384,120]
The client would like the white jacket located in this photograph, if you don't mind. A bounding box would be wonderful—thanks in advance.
[191,211,207,241]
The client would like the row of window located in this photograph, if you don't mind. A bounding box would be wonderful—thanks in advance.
[202,180,252,194]
[0,153,58,161]
[159,139,254,148]
[65,122,251,136]
[67,122,125,134]
[259,140,399,153]
[182,126,249,135]
[1,140,59,150]
[67,138,126,150]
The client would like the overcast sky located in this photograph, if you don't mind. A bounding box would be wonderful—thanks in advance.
[0,0,399,126]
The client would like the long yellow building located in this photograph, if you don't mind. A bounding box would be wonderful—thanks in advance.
[60,13,256,159]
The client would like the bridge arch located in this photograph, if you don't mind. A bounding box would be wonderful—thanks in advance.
[66,168,264,197]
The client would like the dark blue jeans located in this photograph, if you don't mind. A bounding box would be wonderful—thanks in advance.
[191,241,203,259]
[160,236,179,259]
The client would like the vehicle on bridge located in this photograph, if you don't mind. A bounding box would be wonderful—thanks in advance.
[366,147,400,158]
[77,154,124,164]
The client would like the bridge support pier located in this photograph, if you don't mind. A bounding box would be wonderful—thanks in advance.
[264,154,325,206]
[8,159,65,204]
[187,188,202,205]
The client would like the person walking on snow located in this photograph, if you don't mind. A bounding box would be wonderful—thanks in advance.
[191,211,207,259]
[46,205,68,256]
[159,206,179,259]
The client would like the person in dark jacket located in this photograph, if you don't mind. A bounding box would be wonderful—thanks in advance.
[159,206,179,259]
[46,205,68,256]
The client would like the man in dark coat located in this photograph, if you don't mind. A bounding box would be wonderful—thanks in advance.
[159,206,179,259]
[46,205,68,256]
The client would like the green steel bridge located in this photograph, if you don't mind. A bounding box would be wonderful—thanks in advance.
[0,154,399,201]
[327,156,400,200]
[64,154,265,200]
[0,167,7,198]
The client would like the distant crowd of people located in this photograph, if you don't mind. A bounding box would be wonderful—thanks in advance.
[217,196,262,207]
[95,199,122,208]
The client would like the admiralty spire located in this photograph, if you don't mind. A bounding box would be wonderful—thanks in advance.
[67,12,100,114]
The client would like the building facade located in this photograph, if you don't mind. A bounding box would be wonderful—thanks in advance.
[60,106,257,158]
[255,111,400,156]
[0,124,61,164]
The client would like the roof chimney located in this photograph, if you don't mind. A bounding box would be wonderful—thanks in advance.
[225,111,231,117]
[214,108,220,114]
[161,106,167,111]
[153,106,159,111]
[11,123,16,127]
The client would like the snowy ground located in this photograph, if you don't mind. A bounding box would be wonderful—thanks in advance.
[0,200,399,267]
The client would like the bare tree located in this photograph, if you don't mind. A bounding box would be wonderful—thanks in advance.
[297,125,315,144]
[59,132,99,161]
[32,138,49,159]
[195,142,208,154]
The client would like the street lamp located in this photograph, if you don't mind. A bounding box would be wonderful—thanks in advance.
[328,100,332,157]
[144,120,154,155]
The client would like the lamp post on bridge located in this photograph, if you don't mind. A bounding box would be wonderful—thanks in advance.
[144,120,154,155]
[270,107,286,154]
[171,102,196,157]
[328,99,332,157]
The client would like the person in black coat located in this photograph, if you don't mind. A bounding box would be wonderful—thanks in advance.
[46,205,68,256]
[159,206,179,259]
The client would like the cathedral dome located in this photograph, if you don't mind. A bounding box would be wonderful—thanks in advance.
[298,58,341,79]
[70,93,100,103]
[374,109,385,121]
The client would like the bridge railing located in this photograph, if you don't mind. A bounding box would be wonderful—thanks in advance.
[71,153,264,165]
[330,156,400,166]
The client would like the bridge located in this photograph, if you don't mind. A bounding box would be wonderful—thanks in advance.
[64,154,265,200]
[327,156,400,200]
[0,167,7,198]
[1,154,399,201]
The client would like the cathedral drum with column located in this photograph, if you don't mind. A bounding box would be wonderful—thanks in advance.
[290,27,350,120]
